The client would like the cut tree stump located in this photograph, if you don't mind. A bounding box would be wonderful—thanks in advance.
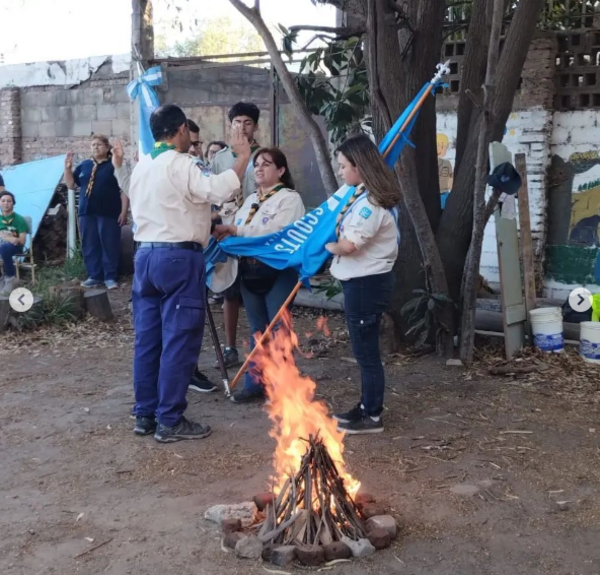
[49,284,85,318]
[84,289,113,321]
[0,296,11,333]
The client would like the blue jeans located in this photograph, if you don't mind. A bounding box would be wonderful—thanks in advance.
[240,268,299,393]
[341,271,394,416]
[79,215,121,282]
[0,242,23,277]
[132,246,206,427]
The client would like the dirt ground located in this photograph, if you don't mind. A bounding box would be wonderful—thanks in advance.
[1,280,599,575]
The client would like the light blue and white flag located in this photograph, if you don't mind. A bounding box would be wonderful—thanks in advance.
[127,66,163,155]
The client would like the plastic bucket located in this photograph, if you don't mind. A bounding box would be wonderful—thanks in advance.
[529,307,562,321]
[579,321,600,364]
[530,308,564,353]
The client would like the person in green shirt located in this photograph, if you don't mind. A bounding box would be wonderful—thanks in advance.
[0,191,27,294]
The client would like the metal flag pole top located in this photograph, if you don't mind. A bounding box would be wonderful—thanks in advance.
[226,62,451,393]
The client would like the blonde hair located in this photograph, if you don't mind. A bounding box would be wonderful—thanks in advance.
[335,134,401,209]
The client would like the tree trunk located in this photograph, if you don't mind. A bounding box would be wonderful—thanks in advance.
[228,0,338,193]
[459,0,504,365]
[367,0,452,352]
[436,0,546,306]
[84,290,114,322]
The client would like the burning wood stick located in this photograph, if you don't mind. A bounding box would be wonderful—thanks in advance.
[260,436,366,546]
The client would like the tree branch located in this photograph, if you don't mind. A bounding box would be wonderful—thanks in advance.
[228,0,338,192]
[459,0,505,365]
[289,25,365,38]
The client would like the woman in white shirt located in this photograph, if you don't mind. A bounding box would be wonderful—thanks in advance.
[213,148,305,404]
[325,134,401,435]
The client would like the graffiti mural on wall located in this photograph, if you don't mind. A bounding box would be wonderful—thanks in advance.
[546,147,600,286]
[435,112,520,209]
[568,151,600,247]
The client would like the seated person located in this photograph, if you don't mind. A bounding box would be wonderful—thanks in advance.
[0,191,28,294]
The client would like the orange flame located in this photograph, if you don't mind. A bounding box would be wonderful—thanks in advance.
[250,310,360,498]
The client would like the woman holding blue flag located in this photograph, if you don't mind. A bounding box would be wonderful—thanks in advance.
[326,134,401,435]
[213,148,305,404]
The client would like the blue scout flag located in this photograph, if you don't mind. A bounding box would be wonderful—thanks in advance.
[127,66,163,155]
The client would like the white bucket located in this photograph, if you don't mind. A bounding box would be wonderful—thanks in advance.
[529,307,562,321]
[579,321,600,364]
[530,307,564,353]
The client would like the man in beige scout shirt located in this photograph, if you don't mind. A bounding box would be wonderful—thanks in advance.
[128,104,250,443]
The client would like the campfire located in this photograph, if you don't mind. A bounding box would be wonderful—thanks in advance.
[258,434,366,547]
[205,312,397,567]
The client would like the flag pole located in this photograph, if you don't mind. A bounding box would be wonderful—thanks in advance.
[227,62,451,393]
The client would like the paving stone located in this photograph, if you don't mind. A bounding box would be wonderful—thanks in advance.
[235,535,263,559]
[296,545,325,566]
[323,541,352,561]
[271,545,297,566]
[366,515,398,540]
[341,536,376,559]
[253,492,275,512]
[221,518,242,534]
[223,531,245,549]
[368,527,391,550]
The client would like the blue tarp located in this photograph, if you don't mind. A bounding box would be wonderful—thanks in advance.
[0,155,66,246]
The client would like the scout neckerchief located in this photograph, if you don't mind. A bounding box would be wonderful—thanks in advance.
[1,212,16,234]
[85,156,111,198]
[244,184,285,225]
[151,141,179,160]
[335,184,367,237]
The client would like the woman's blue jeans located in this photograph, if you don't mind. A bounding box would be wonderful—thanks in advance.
[240,268,299,393]
[341,271,394,416]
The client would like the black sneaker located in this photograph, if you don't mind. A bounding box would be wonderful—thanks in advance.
[134,416,157,436]
[337,415,384,435]
[332,403,363,424]
[230,388,266,404]
[154,417,212,443]
[189,368,218,393]
[215,347,239,369]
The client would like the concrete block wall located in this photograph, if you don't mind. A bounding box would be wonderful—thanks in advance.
[19,74,130,163]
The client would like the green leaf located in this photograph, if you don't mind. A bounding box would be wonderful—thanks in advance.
[415,327,429,349]
[431,293,454,304]
[406,318,427,337]
[401,297,425,316]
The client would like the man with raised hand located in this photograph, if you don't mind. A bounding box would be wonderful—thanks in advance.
[128,104,250,443]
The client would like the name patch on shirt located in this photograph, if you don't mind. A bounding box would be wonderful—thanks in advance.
[359,207,372,220]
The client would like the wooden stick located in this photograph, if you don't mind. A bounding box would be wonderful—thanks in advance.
[73,538,113,559]
[229,280,302,390]
[259,511,303,543]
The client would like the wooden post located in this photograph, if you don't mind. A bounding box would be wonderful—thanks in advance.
[84,289,114,321]
[0,296,11,333]
[515,153,537,342]
[490,142,526,359]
